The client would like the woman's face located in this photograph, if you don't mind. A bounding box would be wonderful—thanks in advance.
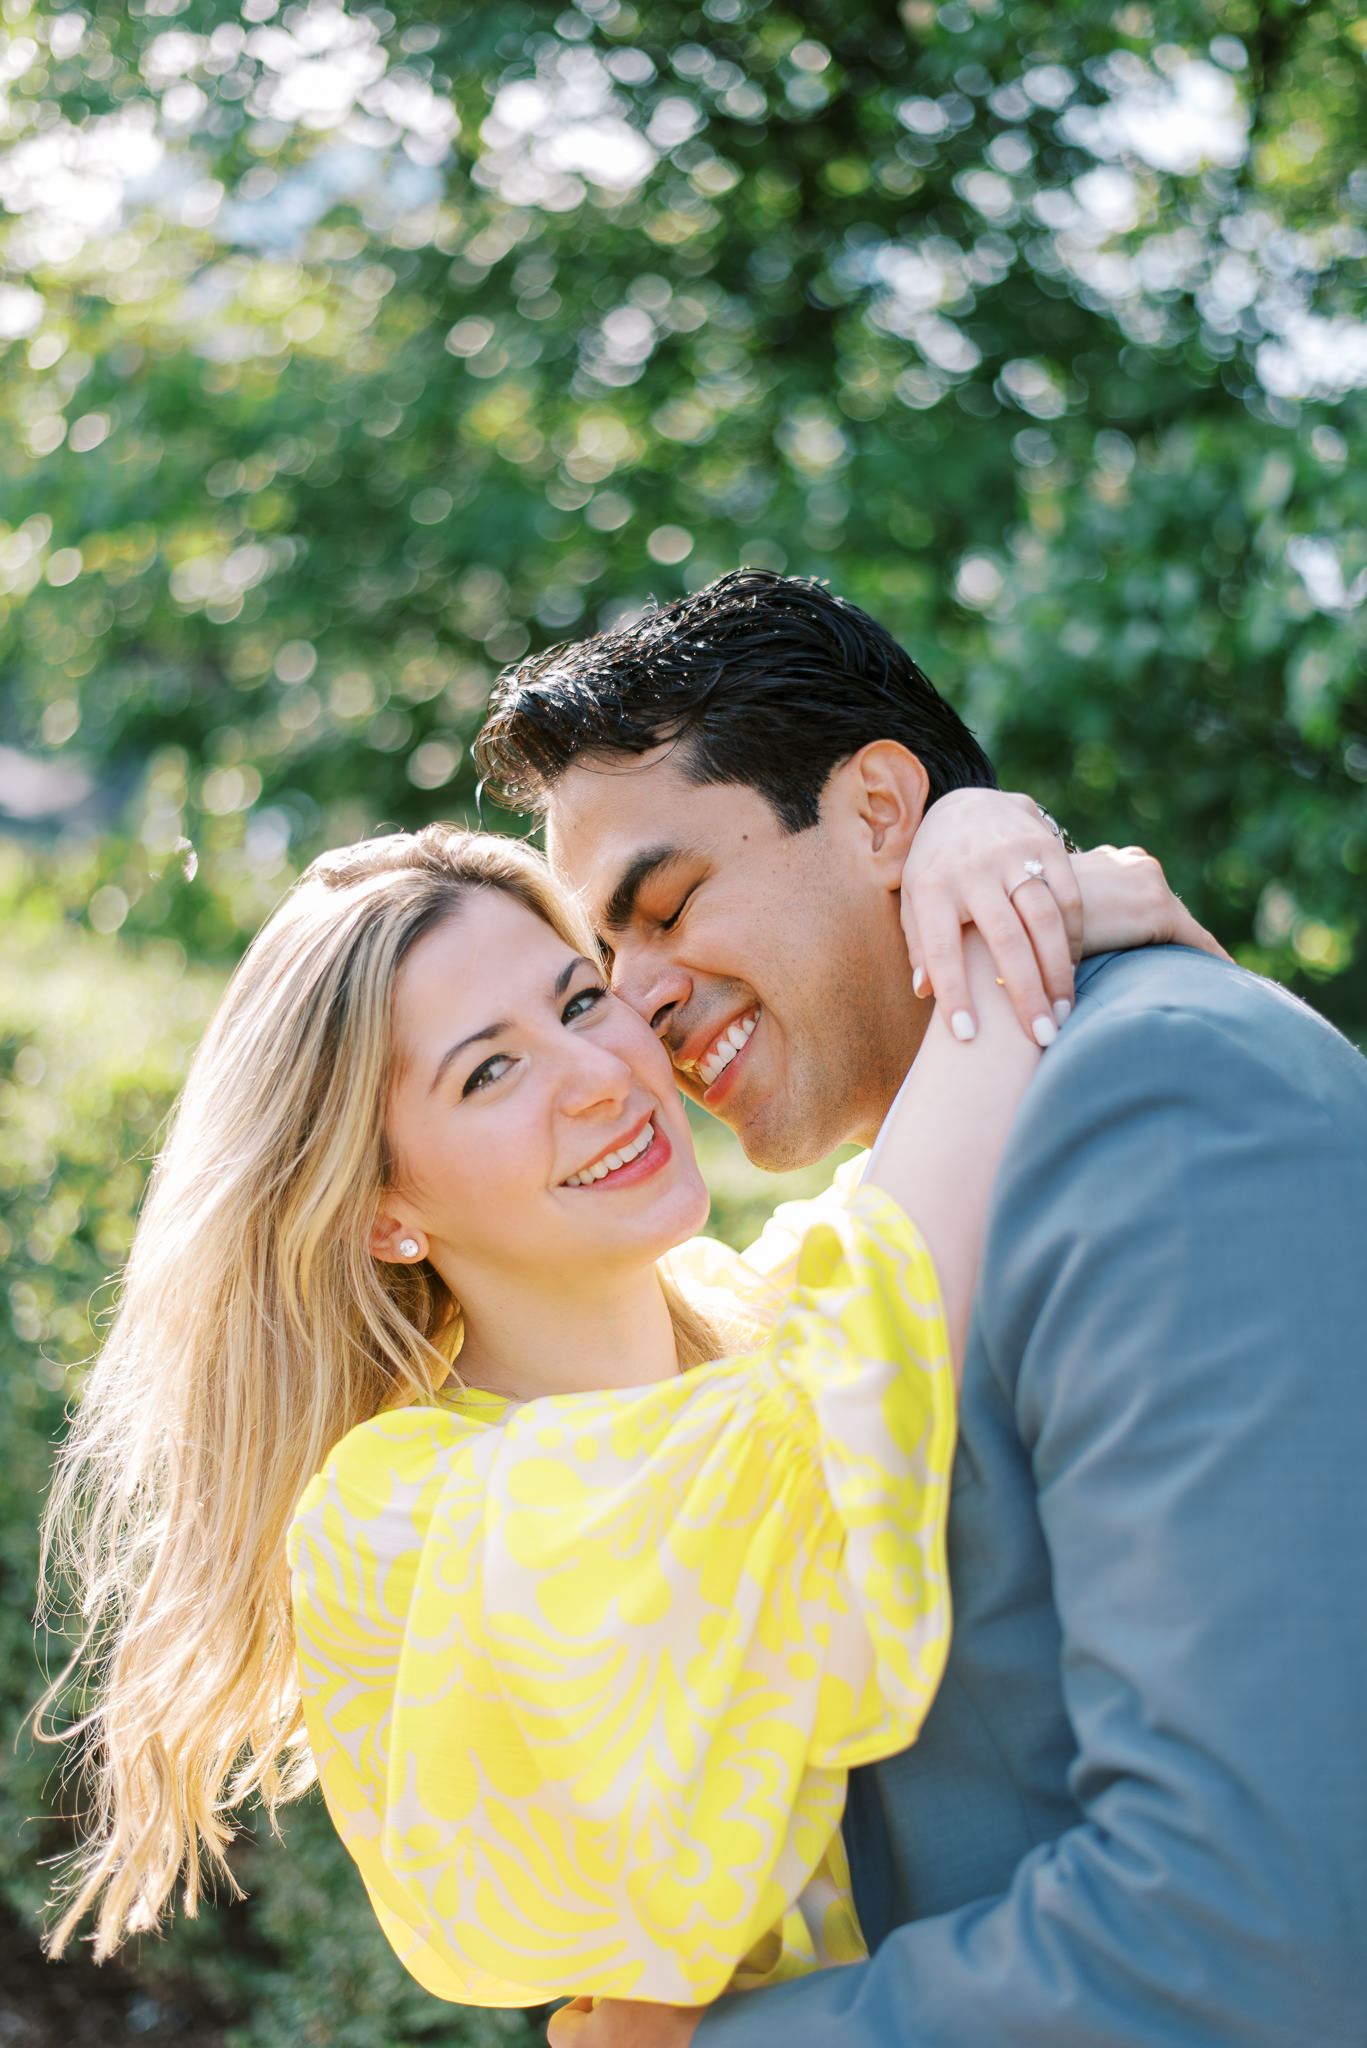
[379,889,709,1302]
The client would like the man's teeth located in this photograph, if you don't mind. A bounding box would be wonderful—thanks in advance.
[697,1009,759,1088]
[562,1119,656,1188]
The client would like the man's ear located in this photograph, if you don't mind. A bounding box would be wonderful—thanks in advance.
[829,741,931,887]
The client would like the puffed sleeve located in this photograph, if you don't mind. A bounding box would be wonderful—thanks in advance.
[736,1153,869,1287]
[289,1186,954,2009]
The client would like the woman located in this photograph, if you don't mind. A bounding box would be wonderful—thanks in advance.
[39,809,1221,2007]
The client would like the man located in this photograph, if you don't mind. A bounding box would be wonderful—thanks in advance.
[475,570,1367,2046]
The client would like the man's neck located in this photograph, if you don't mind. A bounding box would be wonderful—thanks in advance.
[851,996,935,1149]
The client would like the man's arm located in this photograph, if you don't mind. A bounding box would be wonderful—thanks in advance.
[684,988,1367,2046]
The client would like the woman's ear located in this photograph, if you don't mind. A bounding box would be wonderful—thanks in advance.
[369,1209,428,1264]
[831,741,931,886]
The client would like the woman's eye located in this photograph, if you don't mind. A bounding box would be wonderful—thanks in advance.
[563,984,607,1024]
[462,1053,514,1097]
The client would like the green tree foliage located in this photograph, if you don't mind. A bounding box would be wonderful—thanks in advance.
[1,0,1364,1008]
[1,0,1365,2034]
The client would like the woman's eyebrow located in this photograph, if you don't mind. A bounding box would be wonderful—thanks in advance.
[554,954,593,997]
[430,1020,509,1094]
[427,957,595,1093]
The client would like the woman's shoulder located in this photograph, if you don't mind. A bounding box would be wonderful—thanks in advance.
[320,1395,482,1482]
[287,1399,488,1574]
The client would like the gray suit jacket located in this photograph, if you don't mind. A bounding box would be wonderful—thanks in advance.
[699,946,1367,2045]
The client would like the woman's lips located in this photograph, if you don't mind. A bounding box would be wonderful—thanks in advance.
[560,1116,672,1191]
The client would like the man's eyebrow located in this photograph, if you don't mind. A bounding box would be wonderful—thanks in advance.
[600,846,690,934]
[428,956,595,1093]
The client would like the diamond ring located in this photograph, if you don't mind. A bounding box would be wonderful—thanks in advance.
[1007,858,1049,902]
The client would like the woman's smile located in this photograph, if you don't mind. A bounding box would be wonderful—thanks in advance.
[561,1113,671,1189]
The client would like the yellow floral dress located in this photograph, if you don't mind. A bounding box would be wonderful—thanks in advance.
[287,1185,954,2009]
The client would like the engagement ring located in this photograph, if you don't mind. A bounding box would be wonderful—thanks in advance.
[1008,858,1049,901]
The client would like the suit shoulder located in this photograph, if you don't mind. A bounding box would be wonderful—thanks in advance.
[1052,947,1367,1118]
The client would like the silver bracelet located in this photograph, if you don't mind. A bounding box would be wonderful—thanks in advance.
[1036,804,1078,855]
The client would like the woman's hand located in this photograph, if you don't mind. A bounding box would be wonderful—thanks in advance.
[1071,845,1231,965]
[900,791,1230,1045]
[547,1997,701,2048]
[900,789,1082,1047]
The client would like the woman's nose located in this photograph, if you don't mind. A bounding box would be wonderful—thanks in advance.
[557,1035,633,1117]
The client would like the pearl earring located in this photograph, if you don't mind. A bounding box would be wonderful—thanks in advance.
[398,1238,419,1259]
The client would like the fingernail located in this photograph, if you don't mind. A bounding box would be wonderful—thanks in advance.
[951,1010,976,1042]
[1053,999,1072,1026]
[912,966,926,997]
[1033,1015,1058,1048]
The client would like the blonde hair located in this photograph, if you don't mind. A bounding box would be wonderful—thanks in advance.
[38,824,738,1959]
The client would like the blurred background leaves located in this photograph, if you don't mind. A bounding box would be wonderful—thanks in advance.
[1,0,1365,2039]
[3,0,1365,997]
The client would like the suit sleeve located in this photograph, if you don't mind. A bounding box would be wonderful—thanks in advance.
[698,999,1367,2046]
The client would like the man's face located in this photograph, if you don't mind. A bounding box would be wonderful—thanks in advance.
[545,746,928,1171]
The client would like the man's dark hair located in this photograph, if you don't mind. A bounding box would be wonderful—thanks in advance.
[475,568,997,832]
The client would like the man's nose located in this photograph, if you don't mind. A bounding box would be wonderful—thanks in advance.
[609,944,691,1039]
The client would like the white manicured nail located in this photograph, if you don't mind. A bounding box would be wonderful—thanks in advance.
[912,966,926,997]
[951,1010,976,1042]
[1033,1015,1058,1047]
[1053,999,1072,1026]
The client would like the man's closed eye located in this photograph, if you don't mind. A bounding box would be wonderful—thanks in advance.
[658,885,699,933]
